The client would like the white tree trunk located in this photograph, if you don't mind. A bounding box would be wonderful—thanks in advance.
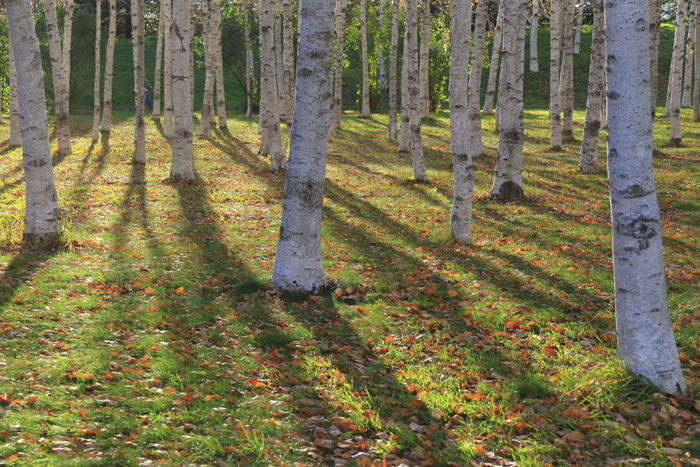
[211,0,227,128]
[131,0,146,163]
[360,0,370,117]
[467,0,488,157]
[272,0,334,291]
[282,0,295,123]
[406,0,426,181]
[245,0,253,118]
[450,0,473,244]
[491,0,526,199]
[100,0,117,141]
[8,41,22,147]
[484,1,504,114]
[171,0,195,180]
[682,7,695,108]
[43,0,72,156]
[153,0,164,118]
[549,0,562,149]
[579,0,604,174]
[529,2,539,72]
[6,0,61,243]
[329,0,348,135]
[190,0,196,104]
[669,0,689,145]
[664,53,674,117]
[275,3,286,120]
[573,0,583,54]
[163,0,174,137]
[199,0,215,139]
[695,0,700,121]
[378,0,388,91]
[605,0,687,394]
[399,21,411,151]
[389,0,399,139]
[560,0,575,142]
[62,0,74,125]
[92,0,102,143]
[649,0,660,118]
[259,0,287,170]
[419,0,430,118]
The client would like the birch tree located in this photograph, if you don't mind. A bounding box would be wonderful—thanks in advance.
[163,0,174,137]
[282,0,295,123]
[695,0,700,121]
[8,41,22,147]
[131,0,146,163]
[549,0,562,149]
[153,1,164,118]
[560,0,575,142]
[573,0,583,54]
[199,0,215,139]
[406,0,427,181]
[649,0,660,118]
[579,0,604,174]
[484,1,504,114]
[272,0,334,291]
[6,0,61,243]
[100,0,117,141]
[669,0,689,146]
[259,0,287,170]
[491,0,526,199]
[329,0,348,135]
[211,0,227,129]
[682,7,695,108]
[360,0,370,117]
[529,1,539,72]
[275,4,286,120]
[450,0,473,244]
[244,0,253,118]
[419,0,430,118]
[171,0,195,180]
[44,0,72,155]
[91,0,102,143]
[398,22,411,151]
[468,0,489,156]
[605,0,687,394]
[389,0,399,138]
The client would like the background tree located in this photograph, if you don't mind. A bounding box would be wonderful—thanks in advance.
[389,0,399,138]
[131,0,146,163]
[579,0,604,174]
[100,0,117,142]
[8,40,21,147]
[669,0,689,145]
[484,1,504,114]
[360,0,370,117]
[44,0,73,155]
[329,0,348,136]
[406,0,427,181]
[91,0,102,143]
[153,0,164,118]
[467,0,488,156]
[549,0,562,149]
[171,0,196,180]
[419,0,430,118]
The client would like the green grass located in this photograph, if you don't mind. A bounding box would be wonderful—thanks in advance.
[0,105,698,465]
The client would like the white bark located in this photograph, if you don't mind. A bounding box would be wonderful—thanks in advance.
[389,0,399,139]
[549,0,562,149]
[100,0,117,140]
[329,0,348,135]
[272,0,334,291]
[282,0,295,123]
[360,0,370,117]
[153,0,164,118]
[6,0,61,242]
[62,0,74,121]
[8,41,22,147]
[171,0,195,181]
[44,0,72,155]
[275,3,286,120]
[245,0,254,118]
[419,0,430,118]
[211,0,227,129]
[190,0,195,104]
[378,0,388,91]
[560,0,575,141]
[695,0,700,121]
[491,0,526,199]
[399,21,410,151]
[259,0,287,170]
[484,1,504,114]
[467,0,488,157]
[670,0,689,145]
[605,0,687,394]
[450,0,473,244]
[406,0,426,181]
[529,2,539,72]
[92,0,102,143]
[664,53,673,117]
[199,0,215,139]
[682,7,695,108]
[649,0,660,118]
[164,0,174,137]
[579,0,604,174]
[573,0,583,54]
[131,0,146,163]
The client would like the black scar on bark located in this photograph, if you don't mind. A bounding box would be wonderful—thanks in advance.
[491,181,524,201]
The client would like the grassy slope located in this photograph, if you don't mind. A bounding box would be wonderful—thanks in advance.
[0,99,699,465]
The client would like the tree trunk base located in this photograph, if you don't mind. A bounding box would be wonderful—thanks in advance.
[580,165,599,174]
[562,131,575,142]
[491,181,524,201]
[670,137,682,147]
[23,232,61,247]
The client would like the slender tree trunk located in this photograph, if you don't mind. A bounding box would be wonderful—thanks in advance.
[605,0,687,395]
[399,21,411,151]
[211,0,227,128]
[245,0,254,118]
[450,0,473,244]
[549,0,562,149]
[491,0,526,199]
[153,0,164,118]
[389,0,399,139]
[44,0,72,155]
[560,0,575,142]
[573,0,583,54]
[406,0,426,181]
[419,0,430,118]
[163,0,174,137]
[62,0,74,115]
[649,0,660,118]
[272,0,334,291]
[190,0,195,104]
[131,0,146,163]
[360,0,370,116]
[171,0,195,180]
[282,0,295,124]
[484,1,504,114]
[670,0,689,145]
[682,6,695,108]
[8,41,22,147]
[467,0,488,157]
[199,0,215,139]
[259,0,287,170]
[579,0,605,174]
[378,0,388,91]
[100,0,117,141]
[695,0,700,121]
[275,3,286,120]
[6,0,61,243]
[664,53,674,117]
[329,0,348,135]
[529,2,539,72]
[92,0,102,143]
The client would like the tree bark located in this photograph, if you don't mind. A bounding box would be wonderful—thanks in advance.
[92,0,102,143]
[573,0,583,54]
[6,0,61,243]
[171,0,195,180]
[275,3,286,120]
[62,0,74,121]
[378,0,388,91]
[329,0,348,135]
[529,1,539,72]
[491,0,526,199]
[211,0,227,128]
[549,0,562,149]
[605,0,687,394]
[163,0,174,137]
[190,0,196,104]
[399,20,411,151]
[450,0,473,244]
[560,0,575,142]
[100,0,117,141]
[43,0,72,156]
[579,0,604,174]
[389,0,399,139]
[649,0,660,118]
[199,0,215,139]
[406,0,426,181]
[259,0,287,170]
[484,1,504,114]
[419,0,430,118]
[282,0,295,123]
[131,0,146,163]
[467,0,488,157]
[153,0,164,118]
[245,0,254,118]
[669,0,689,145]
[8,41,22,147]
[360,0,370,117]
[682,6,695,108]
[695,0,700,121]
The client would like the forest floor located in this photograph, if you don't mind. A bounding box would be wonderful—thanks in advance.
[0,110,699,466]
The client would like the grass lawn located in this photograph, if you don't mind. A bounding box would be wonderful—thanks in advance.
[0,108,699,465]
